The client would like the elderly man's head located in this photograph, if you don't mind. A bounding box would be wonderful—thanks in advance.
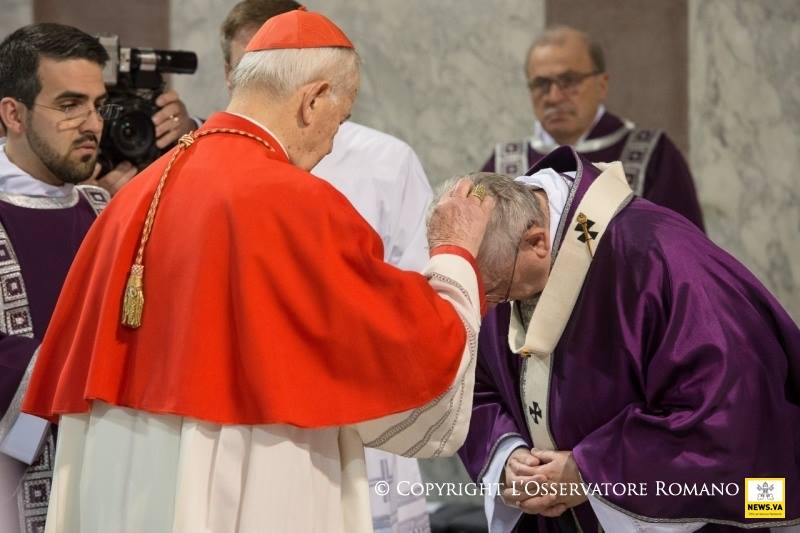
[525,26,608,146]
[221,0,302,91]
[225,9,359,171]
[445,173,553,307]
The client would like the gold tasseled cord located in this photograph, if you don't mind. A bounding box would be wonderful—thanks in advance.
[121,133,195,328]
[120,129,276,328]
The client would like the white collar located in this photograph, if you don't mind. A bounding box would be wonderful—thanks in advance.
[228,113,289,159]
[532,105,606,148]
[0,141,75,198]
[514,168,573,249]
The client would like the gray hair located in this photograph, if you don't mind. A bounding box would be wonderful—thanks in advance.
[435,172,546,285]
[231,47,360,99]
[525,25,605,74]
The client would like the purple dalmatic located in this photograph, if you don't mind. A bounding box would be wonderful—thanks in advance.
[460,147,800,532]
[482,111,705,231]
[0,185,107,533]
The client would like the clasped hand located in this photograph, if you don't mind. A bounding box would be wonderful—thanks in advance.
[500,448,587,517]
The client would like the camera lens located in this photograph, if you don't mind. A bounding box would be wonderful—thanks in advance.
[109,110,155,160]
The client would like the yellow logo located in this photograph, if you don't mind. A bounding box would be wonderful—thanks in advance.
[745,478,785,519]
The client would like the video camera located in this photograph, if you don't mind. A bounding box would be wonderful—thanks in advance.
[98,35,197,174]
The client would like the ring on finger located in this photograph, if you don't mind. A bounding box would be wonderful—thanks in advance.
[170,114,179,123]
[468,183,487,201]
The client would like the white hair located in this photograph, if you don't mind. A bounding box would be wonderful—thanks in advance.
[433,173,545,285]
[231,47,359,99]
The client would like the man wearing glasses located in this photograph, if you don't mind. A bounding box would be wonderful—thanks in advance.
[0,23,117,533]
[482,26,704,231]
[458,151,800,532]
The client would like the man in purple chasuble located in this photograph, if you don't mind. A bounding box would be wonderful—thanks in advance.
[457,146,799,532]
[0,24,123,533]
[482,26,704,231]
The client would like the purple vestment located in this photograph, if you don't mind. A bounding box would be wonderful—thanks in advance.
[0,187,105,533]
[483,111,705,231]
[461,147,799,532]
[0,196,99,414]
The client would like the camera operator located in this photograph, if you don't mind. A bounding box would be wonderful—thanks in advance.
[81,37,198,196]
[84,89,194,195]
[0,22,117,533]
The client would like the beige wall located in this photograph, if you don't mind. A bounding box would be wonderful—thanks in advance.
[690,0,800,319]
[33,0,169,49]
[546,0,689,156]
[170,0,545,185]
[0,0,32,40]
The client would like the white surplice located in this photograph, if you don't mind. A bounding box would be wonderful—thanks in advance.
[44,252,481,533]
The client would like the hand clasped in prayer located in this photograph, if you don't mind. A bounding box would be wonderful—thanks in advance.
[501,448,587,517]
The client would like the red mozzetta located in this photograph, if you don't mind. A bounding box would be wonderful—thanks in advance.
[23,112,470,427]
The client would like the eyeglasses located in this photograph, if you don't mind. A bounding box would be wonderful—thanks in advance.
[25,100,123,127]
[527,70,601,97]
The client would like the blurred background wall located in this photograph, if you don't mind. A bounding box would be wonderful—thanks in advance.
[164,0,800,320]
[11,0,797,318]
[4,0,799,504]
[690,0,800,321]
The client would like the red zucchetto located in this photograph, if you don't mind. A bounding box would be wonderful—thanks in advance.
[246,8,353,51]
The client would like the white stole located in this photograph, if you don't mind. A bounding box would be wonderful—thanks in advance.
[510,162,633,451]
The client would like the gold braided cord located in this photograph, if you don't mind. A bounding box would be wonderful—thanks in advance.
[122,127,277,328]
[132,129,276,266]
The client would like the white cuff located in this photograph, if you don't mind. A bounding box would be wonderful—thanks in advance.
[0,413,49,464]
[482,437,528,533]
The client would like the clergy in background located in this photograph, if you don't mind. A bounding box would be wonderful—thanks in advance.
[483,26,704,231]
[22,10,494,533]
[458,148,799,532]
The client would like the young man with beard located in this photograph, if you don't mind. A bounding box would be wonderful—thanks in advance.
[0,23,116,533]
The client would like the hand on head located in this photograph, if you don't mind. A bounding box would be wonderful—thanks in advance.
[427,178,496,258]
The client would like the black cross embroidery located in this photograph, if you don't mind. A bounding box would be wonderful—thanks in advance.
[529,401,542,424]
[574,217,598,243]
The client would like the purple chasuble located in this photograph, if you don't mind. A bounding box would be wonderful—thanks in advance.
[482,111,705,231]
[461,147,799,532]
[0,195,98,420]
[0,189,103,533]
